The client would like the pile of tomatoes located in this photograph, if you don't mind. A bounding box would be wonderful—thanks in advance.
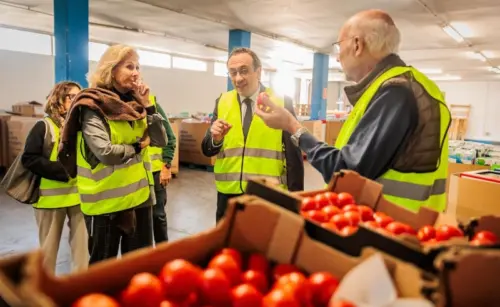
[300,191,499,246]
[72,248,356,307]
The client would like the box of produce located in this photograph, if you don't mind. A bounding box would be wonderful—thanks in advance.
[0,195,436,307]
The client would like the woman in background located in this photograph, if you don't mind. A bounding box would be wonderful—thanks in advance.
[21,81,88,273]
[58,44,167,264]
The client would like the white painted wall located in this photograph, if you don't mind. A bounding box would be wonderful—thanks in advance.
[0,49,227,115]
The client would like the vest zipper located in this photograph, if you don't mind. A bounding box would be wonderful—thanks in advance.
[239,141,246,194]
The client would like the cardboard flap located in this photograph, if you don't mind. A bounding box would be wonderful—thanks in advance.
[376,197,439,229]
[327,171,383,208]
[439,248,500,307]
[468,215,500,239]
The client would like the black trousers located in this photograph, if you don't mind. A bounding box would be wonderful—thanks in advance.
[216,192,243,222]
[152,171,169,243]
[85,206,153,265]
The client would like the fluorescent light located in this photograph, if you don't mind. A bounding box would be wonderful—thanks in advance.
[466,51,487,62]
[449,22,474,38]
[442,26,465,43]
[488,66,500,74]
[429,75,462,81]
[418,68,443,74]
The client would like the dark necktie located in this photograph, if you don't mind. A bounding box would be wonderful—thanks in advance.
[242,98,253,140]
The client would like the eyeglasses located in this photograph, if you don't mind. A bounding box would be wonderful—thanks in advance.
[66,94,77,101]
[228,67,251,79]
[331,36,357,56]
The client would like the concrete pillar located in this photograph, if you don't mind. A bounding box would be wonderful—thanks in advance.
[310,53,329,120]
[54,0,89,87]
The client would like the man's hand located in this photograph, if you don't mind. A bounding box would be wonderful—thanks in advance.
[255,93,302,134]
[210,119,232,143]
[160,164,171,186]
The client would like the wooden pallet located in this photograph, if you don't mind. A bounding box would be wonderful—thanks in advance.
[180,162,214,172]
[449,104,470,141]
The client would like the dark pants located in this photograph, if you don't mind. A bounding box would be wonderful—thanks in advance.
[216,192,243,222]
[85,206,153,265]
[152,171,168,243]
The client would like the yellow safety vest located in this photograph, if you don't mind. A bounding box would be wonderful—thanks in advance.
[144,95,165,173]
[335,66,450,212]
[214,88,287,194]
[35,117,80,209]
[76,117,151,215]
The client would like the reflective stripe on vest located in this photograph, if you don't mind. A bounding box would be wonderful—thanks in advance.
[334,66,450,212]
[76,118,150,216]
[145,94,165,173]
[36,117,80,209]
[214,88,286,194]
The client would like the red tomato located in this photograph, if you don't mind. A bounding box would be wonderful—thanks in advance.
[199,268,232,306]
[357,205,375,221]
[342,204,358,213]
[275,272,312,305]
[341,226,358,236]
[323,192,338,206]
[120,272,164,307]
[159,259,202,302]
[72,294,120,307]
[362,221,379,229]
[435,225,464,241]
[336,192,354,208]
[308,272,339,306]
[263,288,300,307]
[232,284,263,307]
[272,264,301,282]
[315,193,330,209]
[208,254,242,286]
[417,225,436,242]
[160,301,181,307]
[219,248,243,269]
[385,222,410,235]
[472,231,498,243]
[373,212,393,228]
[301,197,317,211]
[331,214,350,230]
[343,211,361,227]
[322,205,342,220]
[304,210,328,223]
[247,253,270,275]
[329,300,357,307]
[242,270,269,293]
[321,222,339,232]
[470,237,496,246]
[402,224,417,235]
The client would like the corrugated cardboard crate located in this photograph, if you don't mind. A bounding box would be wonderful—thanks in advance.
[179,122,215,166]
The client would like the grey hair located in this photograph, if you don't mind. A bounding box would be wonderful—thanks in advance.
[352,17,401,56]
[227,47,262,70]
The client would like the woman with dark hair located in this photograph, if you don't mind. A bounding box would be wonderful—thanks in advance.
[21,81,89,273]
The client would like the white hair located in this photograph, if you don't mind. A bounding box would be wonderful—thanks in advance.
[351,17,401,56]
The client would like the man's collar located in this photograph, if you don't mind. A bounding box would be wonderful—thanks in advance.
[239,83,265,103]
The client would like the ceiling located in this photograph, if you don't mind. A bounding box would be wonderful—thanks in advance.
[1,0,500,81]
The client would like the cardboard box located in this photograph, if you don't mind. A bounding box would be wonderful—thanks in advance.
[11,101,44,118]
[300,120,323,142]
[169,119,180,175]
[0,195,434,307]
[179,122,215,166]
[6,116,40,166]
[446,163,489,195]
[447,171,500,221]
[324,121,343,145]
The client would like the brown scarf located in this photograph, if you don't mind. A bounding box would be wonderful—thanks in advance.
[58,87,147,178]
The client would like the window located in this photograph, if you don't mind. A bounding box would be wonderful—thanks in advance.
[89,42,109,62]
[137,49,171,68]
[172,56,207,71]
[214,62,227,77]
[0,27,52,55]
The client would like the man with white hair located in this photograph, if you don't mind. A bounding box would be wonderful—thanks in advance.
[256,9,451,213]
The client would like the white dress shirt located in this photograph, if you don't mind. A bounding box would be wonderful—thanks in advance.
[212,89,260,147]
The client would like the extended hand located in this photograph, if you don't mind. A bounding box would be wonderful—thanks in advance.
[255,93,301,133]
[211,119,232,143]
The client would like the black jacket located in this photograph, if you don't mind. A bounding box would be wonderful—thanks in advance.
[201,88,304,192]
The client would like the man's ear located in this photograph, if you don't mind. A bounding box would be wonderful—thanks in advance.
[354,37,363,57]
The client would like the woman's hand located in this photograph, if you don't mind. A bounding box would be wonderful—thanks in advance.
[140,135,150,149]
[160,164,172,186]
[133,80,151,107]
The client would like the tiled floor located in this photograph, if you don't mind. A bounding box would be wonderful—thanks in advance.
[0,163,324,275]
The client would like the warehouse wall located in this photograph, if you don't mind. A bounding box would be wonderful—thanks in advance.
[0,49,227,115]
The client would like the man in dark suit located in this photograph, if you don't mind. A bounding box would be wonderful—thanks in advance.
[201,47,304,222]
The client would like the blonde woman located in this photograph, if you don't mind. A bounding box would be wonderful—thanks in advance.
[58,44,167,264]
[21,81,89,273]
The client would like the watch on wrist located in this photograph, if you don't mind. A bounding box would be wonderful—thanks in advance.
[290,127,308,147]
[164,163,172,169]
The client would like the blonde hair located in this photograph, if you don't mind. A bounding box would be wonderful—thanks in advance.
[88,44,139,88]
